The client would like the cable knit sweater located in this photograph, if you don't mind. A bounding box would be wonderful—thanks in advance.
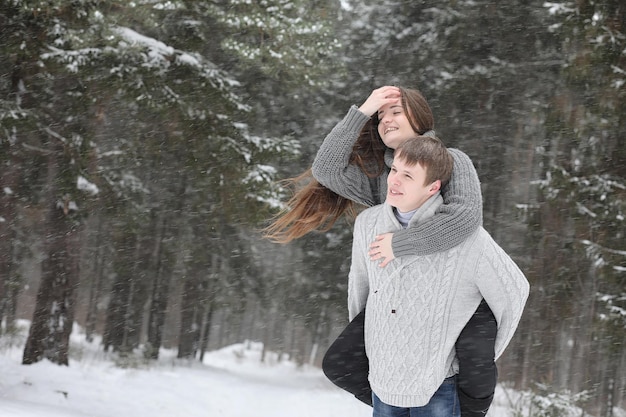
[312,105,483,256]
[348,194,529,408]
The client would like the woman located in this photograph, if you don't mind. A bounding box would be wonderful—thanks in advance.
[265,86,497,417]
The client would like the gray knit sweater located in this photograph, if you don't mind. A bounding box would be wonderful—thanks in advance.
[349,194,529,407]
[312,105,483,257]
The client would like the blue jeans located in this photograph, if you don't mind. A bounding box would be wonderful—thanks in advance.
[372,377,460,417]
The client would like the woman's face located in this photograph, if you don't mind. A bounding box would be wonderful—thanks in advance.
[377,101,419,149]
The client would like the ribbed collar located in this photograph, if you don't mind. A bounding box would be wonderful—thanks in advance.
[386,192,443,228]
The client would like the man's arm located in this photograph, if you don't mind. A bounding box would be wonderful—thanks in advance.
[348,214,371,321]
[474,235,530,359]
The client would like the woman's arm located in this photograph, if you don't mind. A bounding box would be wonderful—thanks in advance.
[391,148,483,257]
[311,105,381,207]
[312,87,401,207]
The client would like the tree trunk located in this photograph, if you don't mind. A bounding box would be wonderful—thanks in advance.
[177,269,203,359]
[308,306,327,366]
[103,228,136,352]
[85,214,105,343]
[103,223,150,353]
[23,199,81,365]
[261,301,278,363]
[144,213,173,360]
[0,159,20,331]
[198,300,214,362]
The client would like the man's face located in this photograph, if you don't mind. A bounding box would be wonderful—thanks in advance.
[386,157,439,212]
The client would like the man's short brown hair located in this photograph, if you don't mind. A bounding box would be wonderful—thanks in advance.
[394,136,453,187]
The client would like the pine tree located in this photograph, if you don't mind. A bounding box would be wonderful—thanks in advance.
[1,0,307,364]
[528,1,625,412]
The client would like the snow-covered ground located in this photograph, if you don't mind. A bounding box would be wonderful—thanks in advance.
[0,321,608,417]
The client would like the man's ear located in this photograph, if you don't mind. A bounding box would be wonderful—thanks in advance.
[428,180,442,195]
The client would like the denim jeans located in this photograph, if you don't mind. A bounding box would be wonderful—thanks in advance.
[372,377,460,417]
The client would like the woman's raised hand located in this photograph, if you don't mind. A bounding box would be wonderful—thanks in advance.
[357,86,401,117]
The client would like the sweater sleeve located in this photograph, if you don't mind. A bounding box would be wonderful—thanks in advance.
[311,105,381,207]
[391,148,483,257]
[474,234,530,359]
[348,213,370,321]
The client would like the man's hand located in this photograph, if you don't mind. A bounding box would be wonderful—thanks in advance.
[368,233,396,267]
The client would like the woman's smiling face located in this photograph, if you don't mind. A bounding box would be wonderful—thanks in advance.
[377,101,419,149]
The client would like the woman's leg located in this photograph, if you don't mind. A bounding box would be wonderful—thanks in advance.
[455,299,498,417]
[322,309,372,406]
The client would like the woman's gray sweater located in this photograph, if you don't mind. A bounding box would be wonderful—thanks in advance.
[311,105,483,257]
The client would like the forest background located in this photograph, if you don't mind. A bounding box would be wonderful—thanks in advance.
[0,0,624,415]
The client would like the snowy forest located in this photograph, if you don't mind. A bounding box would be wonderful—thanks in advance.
[0,0,624,415]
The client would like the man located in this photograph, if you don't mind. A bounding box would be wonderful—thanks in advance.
[348,135,529,417]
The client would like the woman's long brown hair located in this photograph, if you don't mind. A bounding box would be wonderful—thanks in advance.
[263,87,434,243]
[262,170,357,243]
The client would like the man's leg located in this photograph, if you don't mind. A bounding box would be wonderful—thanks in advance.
[411,376,460,417]
[455,300,498,417]
[322,309,372,406]
[373,392,410,417]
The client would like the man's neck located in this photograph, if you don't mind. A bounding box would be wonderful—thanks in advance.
[391,192,443,228]
[394,207,418,228]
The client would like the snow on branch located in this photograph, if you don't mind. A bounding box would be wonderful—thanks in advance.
[111,26,244,108]
[543,2,576,16]
[580,239,626,257]
[112,26,233,81]
[43,126,67,143]
[77,176,99,196]
[41,46,106,73]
